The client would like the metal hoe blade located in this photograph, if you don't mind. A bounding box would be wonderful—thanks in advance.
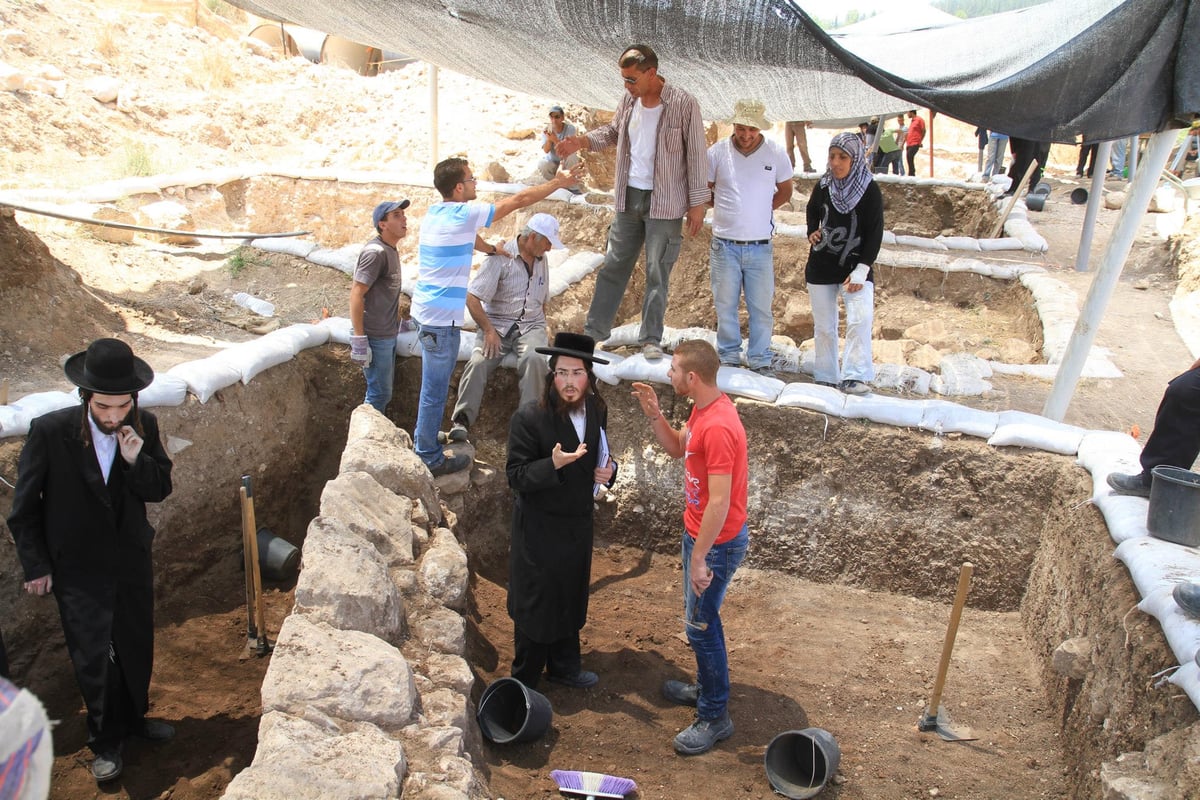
[917,704,977,742]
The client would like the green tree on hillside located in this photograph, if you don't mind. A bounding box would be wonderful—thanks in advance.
[932,0,1047,17]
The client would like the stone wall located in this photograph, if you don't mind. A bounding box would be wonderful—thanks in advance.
[221,404,486,800]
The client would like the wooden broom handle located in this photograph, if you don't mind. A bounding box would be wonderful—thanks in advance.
[239,485,258,641]
[928,562,974,713]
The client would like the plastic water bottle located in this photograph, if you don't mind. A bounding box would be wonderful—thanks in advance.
[232,292,274,317]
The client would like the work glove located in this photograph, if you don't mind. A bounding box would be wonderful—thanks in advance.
[350,335,372,366]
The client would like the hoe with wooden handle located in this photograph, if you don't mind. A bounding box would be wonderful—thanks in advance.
[917,562,978,742]
[240,475,272,657]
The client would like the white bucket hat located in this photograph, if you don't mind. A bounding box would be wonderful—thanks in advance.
[527,212,564,249]
[729,99,770,130]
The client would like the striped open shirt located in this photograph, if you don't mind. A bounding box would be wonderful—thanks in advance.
[584,80,709,220]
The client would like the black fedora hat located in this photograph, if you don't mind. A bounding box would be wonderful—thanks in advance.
[63,338,154,394]
[536,332,610,365]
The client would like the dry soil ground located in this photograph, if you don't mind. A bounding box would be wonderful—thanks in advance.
[1,1,1197,799]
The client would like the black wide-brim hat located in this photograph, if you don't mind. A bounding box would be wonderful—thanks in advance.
[536,332,610,365]
[63,338,154,394]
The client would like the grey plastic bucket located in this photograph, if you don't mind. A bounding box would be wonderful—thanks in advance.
[1026,192,1047,212]
[764,727,841,798]
[1032,181,1052,195]
[476,677,553,744]
[1148,466,1200,547]
[256,527,300,582]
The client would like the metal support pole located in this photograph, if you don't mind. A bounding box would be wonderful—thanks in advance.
[428,64,439,171]
[1043,131,1175,421]
[1074,140,1113,272]
[1128,135,1139,178]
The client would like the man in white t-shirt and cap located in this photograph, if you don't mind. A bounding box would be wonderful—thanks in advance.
[446,212,564,441]
[707,99,793,377]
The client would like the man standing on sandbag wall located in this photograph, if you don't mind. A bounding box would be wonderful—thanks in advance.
[555,44,708,361]
[707,99,793,377]
[8,338,174,785]
[350,199,411,415]
[904,109,926,177]
[1108,358,1200,497]
[631,340,750,755]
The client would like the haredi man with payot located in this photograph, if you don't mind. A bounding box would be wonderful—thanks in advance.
[8,338,175,784]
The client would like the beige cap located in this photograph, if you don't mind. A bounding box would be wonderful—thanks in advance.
[728,99,770,130]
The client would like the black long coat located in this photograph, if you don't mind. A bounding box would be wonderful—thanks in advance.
[7,404,173,736]
[505,398,608,643]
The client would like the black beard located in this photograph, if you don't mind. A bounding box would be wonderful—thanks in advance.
[554,392,587,416]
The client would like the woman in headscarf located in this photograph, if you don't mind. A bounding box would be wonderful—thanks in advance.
[805,132,884,395]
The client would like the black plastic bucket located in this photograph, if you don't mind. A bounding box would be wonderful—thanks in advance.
[764,728,841,798]
[256,527,300,582]
[1148,466,1200,547]
[476,677,553,744]
[1032,181,1051,196]
[1070,187,1089,204]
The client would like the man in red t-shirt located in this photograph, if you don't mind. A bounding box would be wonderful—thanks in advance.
[631,340,749,756]
[904,109,926,177]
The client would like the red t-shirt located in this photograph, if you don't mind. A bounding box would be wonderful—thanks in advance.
[905,115,926,147]
[683,394,748,544]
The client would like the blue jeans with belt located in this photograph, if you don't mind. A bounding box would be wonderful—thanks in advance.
[710,238,774,369]
[413,322,460,468]
[362,335,397,414]
[682,525,749,720]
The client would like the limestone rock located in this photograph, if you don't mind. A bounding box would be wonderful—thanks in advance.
[135,200,199,245]
[421,687,469,732]
[483,161,509,182]
[295,516,406,644]
[422,653,474,695]
[432,443,475,496]
[908,343,943,373]
[84,75,120,103]
[320,470,416,565]
[873,338,914,366]
[405,724,465,757]
[411,606,466,656]
[88,205,136,243]
[222,710,405,800]
[418,528,469,610]
[404,754,483,797]
[902,319,954,348]
[1050,637,1092,679]
[262,615,417,729]
[1105,191,1126,210]
[505,127,536,140]
[781,294,814,332]
[340,405,440,525]
[997,338,1038,364]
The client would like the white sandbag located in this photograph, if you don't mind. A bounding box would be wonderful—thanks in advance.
[881,230,897,245]
[894,235,949,251]
[1091,493,1149,544]
[307,244,363,275]
[918,400,998,438]
[935,236,983,252]
[769,343,806,376]
[1004,218,1049,253]
[319,316,353,345]
[139,373,189,408]
[987,409,1085,455]
[843,394,926,427]
[663,327,716,350]
[716,367,784,403]
[931,354,992,397]
[212,337,297,384]
[395,330,421,358]
[1076,430,1142,474]
[251,237,318,258]
[990,175,1012,192]
[775,383,847,416]
[977,237,1025,252]
[1168,661,1200,715]
[167,356,243,403]
[601,323,641,349]
[0,391,79,437]
[871,363,932,395]
[613,354,672,384]
[592,351,625,385]
[265,323,331,352]
[548,252,605,297]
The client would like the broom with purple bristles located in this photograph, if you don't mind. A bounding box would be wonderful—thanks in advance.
[549,769,638,799]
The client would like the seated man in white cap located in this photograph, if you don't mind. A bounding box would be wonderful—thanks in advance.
[446,213,564,441]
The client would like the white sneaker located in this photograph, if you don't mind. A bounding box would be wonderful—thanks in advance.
[840,379,870,395]
[642,343,664,361]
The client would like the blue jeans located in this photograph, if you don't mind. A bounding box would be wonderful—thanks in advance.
[585,187,682,346]
[710,239,775,369]
[983,135,1008,179]
[363,335,397,414]
[682,525,749,720]
[413,322,460,468]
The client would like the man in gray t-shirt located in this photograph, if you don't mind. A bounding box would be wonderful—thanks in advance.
[536,105,581,191]
[350,199,409,414]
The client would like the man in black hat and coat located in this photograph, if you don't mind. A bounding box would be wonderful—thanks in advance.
[7,337,174,784]
[505,332,616,689]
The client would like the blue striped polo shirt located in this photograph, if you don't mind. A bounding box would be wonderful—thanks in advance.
[414,201,495,326]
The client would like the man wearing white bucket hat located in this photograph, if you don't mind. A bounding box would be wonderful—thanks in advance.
[447,213,564,441]
[8,338,175,784]
[707,99,793,377]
